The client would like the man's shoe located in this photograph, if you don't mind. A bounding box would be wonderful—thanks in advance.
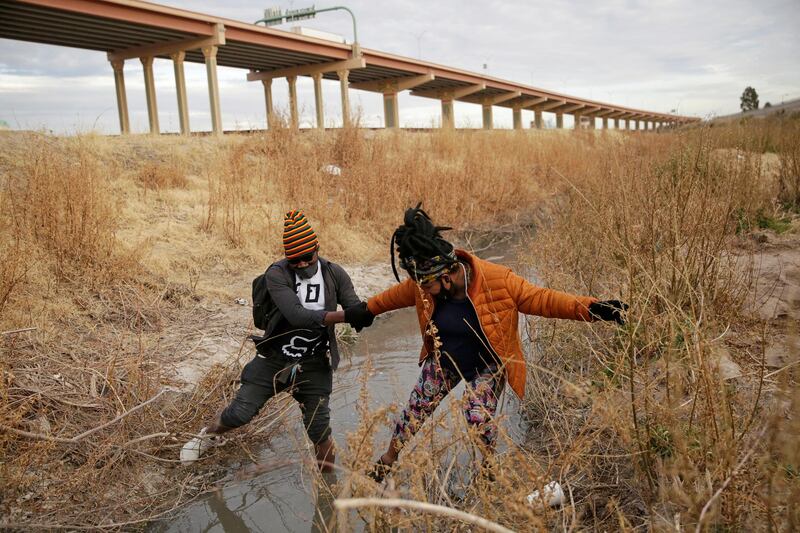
[366,458,392,483]
[180,427,217,464]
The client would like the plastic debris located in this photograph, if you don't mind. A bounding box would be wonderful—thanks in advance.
[526,481,564,507]
[234,298,248,306]
[321,164,342,176]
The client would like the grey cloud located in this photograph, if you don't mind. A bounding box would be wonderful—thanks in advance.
[1,0,798,131]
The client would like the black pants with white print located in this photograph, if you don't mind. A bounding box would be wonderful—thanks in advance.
[220,354,332,444]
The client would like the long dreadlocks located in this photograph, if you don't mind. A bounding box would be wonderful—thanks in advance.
[390,203,458,282]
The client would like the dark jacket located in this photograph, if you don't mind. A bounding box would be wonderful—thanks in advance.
[261,256,360,370]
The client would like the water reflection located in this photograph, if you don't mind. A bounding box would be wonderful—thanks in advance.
[311,472,337,533]
[204,491,250,533]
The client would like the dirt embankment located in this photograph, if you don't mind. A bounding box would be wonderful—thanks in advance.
[739,226,800,369]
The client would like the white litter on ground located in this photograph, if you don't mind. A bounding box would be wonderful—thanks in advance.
[322,164,342,176]
[526,481,565,507]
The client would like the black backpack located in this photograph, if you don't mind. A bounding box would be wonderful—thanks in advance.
[251,269,273,331]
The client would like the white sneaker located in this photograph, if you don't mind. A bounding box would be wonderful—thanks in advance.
[180,427,216,464]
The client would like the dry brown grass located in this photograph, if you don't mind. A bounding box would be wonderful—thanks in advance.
[135,160,189,191]
[515,123,799,530]
[0,119,798,529]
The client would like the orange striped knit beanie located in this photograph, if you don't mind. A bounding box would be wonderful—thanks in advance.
[283,210,319,259]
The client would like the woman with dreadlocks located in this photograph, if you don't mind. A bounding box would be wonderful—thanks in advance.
[345,204,627,482]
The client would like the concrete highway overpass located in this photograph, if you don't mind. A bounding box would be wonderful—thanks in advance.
[0,0,700,135]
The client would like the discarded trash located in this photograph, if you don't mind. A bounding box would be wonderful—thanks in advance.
[234,298,248,306]
[526,481,564,507]
[321,164,342,176]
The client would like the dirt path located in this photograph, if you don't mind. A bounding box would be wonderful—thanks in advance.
[740,223,800,370]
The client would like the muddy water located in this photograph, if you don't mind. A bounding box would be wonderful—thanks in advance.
[156,245,531,533]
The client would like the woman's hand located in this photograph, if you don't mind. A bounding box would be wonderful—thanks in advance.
[588,300,628,324]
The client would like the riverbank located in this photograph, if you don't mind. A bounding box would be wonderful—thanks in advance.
[1,121,798,529]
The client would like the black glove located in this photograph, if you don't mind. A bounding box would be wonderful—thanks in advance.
[589,300,628,325]
[345,302,375,330]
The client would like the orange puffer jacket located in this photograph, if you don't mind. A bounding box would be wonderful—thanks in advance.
[366,250,597,399]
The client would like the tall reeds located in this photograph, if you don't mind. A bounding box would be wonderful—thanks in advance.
[1,135,118,281]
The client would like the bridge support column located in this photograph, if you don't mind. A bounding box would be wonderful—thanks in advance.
[482,104,493,129]
[383,91,399,129]
[312,73,324,129]
[140,56,159,134]
[602,117,608,129]
[556,113,563,129]
[573,113,582,130]
[614,118,620,129]
[337,69,351,127]
[441,99,454,129]
[588,117,596,129]
[202,45,223,135]
[261,79,275,128]
[634,120,640,131]
[512,106,522,130]
[287,76,299,129]
[534,110,543,129]
[171,51,190,135]
[110,59,130,134]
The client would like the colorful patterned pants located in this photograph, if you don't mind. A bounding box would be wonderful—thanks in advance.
[393,357,504,450]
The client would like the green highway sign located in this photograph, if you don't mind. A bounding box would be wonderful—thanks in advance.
[285,6,316,22]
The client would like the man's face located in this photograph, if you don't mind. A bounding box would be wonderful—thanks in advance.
[289,248,319,279]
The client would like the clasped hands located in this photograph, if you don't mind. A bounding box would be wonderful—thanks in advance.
[344,302,375,331]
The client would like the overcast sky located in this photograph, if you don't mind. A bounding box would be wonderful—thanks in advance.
[1,0,798,133]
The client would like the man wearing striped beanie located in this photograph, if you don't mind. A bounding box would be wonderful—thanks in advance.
[283,209,319,272]
[182,210,373,472]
